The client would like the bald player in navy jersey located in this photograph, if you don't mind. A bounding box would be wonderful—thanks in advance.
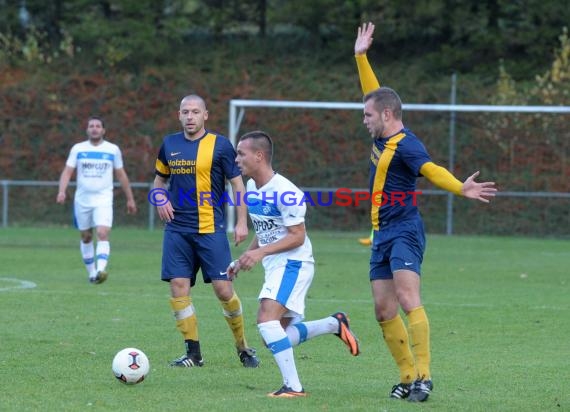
[153,94,259,369]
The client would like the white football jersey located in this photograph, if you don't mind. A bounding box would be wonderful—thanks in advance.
[246,173,314,271]
[65,140,124,206]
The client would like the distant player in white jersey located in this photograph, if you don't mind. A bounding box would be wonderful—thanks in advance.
[56,116,137,284]
[231,130,360,398]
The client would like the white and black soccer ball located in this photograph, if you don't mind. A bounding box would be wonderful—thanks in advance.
[112,347,150,384]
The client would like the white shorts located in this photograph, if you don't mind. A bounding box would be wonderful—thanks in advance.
[74,202,113,230]
[258,260,314,317]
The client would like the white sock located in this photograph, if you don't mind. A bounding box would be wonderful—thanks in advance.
[80,241,96,278]
[285,316,339,346]
[258,320,302,391]
[96,241,110,272]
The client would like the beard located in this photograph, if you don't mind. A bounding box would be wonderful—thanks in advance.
[370,124,384,139]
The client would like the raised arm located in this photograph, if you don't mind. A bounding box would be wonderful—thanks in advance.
[354,22,380,95]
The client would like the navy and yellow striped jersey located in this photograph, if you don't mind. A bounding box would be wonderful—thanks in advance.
[155,130,240,233]
[369,128,431,230]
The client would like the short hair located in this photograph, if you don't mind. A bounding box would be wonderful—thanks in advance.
[363,87,403,120]
[239,130,273,163]
[87,116,105,128]
[180,94,207,110]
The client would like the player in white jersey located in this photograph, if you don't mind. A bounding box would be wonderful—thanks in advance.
[231,130,360,398]
[57,117,137,284]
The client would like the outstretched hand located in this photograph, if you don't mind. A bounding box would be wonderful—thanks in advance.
[462,171,498,203]
[355,22,375,55]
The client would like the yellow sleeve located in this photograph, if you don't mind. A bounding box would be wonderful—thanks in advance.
[355,54,380,95]
[420,162,463,196]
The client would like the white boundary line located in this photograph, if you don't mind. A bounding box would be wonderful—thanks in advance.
[0,277,37,291]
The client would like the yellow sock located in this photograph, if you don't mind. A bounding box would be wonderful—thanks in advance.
[221,293,248,350]
[170,296,198,341]
[407,306,431,380]
[380,314,416,383]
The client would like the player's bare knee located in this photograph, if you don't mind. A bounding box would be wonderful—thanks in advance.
[212,281,234,301]
[169,278,190,297]
[96,227,110,241]
[80,231,93,243]
[398,295,422,313]
[375,302,399,322]
[394,285,420,308]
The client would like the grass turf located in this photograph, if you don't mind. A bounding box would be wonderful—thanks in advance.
[0,228,568,411]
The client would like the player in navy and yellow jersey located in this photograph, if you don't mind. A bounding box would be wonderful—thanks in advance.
[355,23,498,402]
[153,94,259,369]
[155,128,234,234]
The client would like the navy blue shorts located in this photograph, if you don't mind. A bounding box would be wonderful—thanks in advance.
[369,218,426,280]
[161,230,232,286]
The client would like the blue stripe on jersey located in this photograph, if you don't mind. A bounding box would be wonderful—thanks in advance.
[247,199,281,217]
[293,323,308,344]
[267,336,292,354]
[276,259,302,306]
[77,152,115,161]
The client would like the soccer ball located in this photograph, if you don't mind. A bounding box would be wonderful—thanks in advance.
[112,347,150,384]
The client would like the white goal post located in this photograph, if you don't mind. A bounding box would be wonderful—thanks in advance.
[226,99,570,234]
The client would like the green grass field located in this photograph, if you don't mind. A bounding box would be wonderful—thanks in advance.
[1,228,568,411]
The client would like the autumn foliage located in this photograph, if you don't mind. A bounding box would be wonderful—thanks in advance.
[1,31,568,236]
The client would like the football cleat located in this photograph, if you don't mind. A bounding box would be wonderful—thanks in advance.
[332,312,360,356]
[169,354,204,367]
[358,237,372,246]
[93,270,108,284]
[238,347,260,368]
[408,379,433,402]
[390,382,411,399]
[267,385,306,398]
